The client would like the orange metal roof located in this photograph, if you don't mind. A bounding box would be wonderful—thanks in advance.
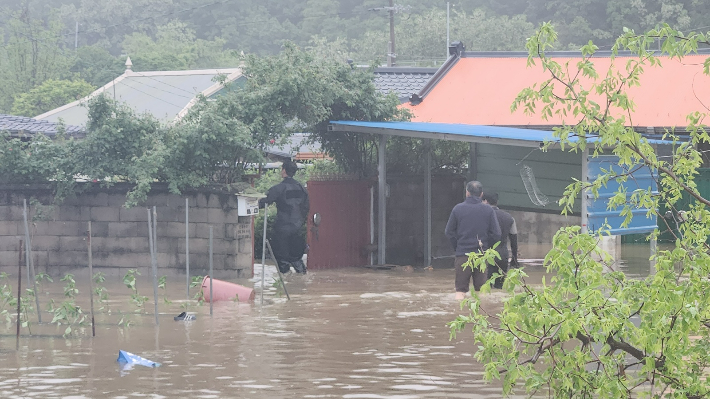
[404,54,710,127]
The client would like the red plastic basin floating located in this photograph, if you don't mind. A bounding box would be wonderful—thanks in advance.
[201,275,255,303]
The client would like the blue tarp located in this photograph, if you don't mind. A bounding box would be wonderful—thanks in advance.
[117,350,161,368]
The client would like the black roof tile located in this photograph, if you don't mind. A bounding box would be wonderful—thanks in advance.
[0,114,85,138]
[372,67,438,103]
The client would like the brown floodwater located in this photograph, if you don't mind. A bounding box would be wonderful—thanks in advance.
[0,243,657,399]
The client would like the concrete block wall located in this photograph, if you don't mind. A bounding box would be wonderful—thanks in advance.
[0,184,253,279]
[386,174,466,266]
[384,174,580,267]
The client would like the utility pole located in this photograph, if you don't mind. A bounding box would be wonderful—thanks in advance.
[388,0,395,66]
[446,2,450,58]
[75,21,78,51]
[369,2,401,67]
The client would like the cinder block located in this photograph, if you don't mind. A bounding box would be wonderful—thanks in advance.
[59,236,88,252]
[144,194,171,207]
[57,206,90,221]
[0,250,20,267]
[119,207,149,222]
[31,235,60,251]
[207,194,223,208]
[213,239,236,256]
[155,237,179,254]
[207,208,234,224]
[33,221,82,236]
[166,195,191,209]
[0,223,19,235]
[195,194,209,208]
[107,193,130,207]
[108,222,145,238]
[0,205,24,221]
[155,206,180,223]
[155,252,180,269]
[71,192,109,207]
[155,222,194,239]
[90,221,109,237]
[56,251,87,268]
[179,238,209,254]
[195,223,225,239]
[0,236,22,251]
[95,252,150,269]
[92,237,149,253]
[91,207,120,222]
[186,208,207,223]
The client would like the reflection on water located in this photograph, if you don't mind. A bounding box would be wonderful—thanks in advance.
[0,243,658,398]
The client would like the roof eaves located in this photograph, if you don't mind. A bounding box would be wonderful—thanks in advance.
[34,71,131,121]
[408,54,460,106]
[174,69,243,122]
[460,48,710,59]
[373,67,439,74]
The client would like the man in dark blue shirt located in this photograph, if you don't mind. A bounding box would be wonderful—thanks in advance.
[259,160,310,274]
[445,181,501,300]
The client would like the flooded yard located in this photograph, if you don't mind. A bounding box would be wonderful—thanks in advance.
[0,243,656,399]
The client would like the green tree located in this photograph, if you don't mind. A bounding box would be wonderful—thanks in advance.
[0,6,71,112]
[352,8,534,66]
[450,24,710,398]
[11,78,94,117]
[121,20,239,71]
[70,45,124,87]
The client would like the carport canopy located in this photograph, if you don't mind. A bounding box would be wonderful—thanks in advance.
[327,120,672,266]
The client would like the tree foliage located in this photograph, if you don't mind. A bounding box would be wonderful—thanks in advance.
[11,79,94,117]
[450,24,710,398]
[0,43,404,205]
[121,21,239,71]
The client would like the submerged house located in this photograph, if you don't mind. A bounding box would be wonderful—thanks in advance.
[325,43,709,267]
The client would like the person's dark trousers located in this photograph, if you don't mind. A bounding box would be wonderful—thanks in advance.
[271,229,307,274]
[454,254,488,293]
[489,255,509,289]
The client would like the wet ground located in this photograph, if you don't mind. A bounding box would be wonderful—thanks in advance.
[0,243,657,399]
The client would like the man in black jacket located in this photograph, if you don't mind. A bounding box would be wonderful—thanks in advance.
[445,181,501,300]
[482,191,518,289]
[259,160,310,274]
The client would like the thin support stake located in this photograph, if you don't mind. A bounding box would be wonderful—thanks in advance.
[23,199,40,323]
[147,208,159,326]
[152,207,160,326]
[209,226,213,316]
[266,239,289,300]
[16,239,23,349]
[185,198,190,300]
[88,222,95,337]
[22,200,30,286]
[260,205,268,306]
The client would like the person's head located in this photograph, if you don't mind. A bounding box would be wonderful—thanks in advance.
[482,191,499,206]
[281,159,298,178]
[465,180,483,198]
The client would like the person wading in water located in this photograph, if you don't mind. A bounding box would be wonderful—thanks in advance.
[259,160,310,274]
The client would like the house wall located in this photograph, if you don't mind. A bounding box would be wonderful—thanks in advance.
[386,174,465,266]
[0,184,253,280]
[385,173,580,267]
[476,143,582,213]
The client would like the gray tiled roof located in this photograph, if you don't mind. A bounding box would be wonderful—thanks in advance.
[35,69,242,127]
[266,133,322,158]
[0,114,85,137]
[372,67,438,102]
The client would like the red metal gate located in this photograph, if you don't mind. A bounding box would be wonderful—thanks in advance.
[306,180,371,269]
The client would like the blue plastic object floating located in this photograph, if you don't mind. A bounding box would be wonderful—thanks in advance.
[117,350,161,368]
